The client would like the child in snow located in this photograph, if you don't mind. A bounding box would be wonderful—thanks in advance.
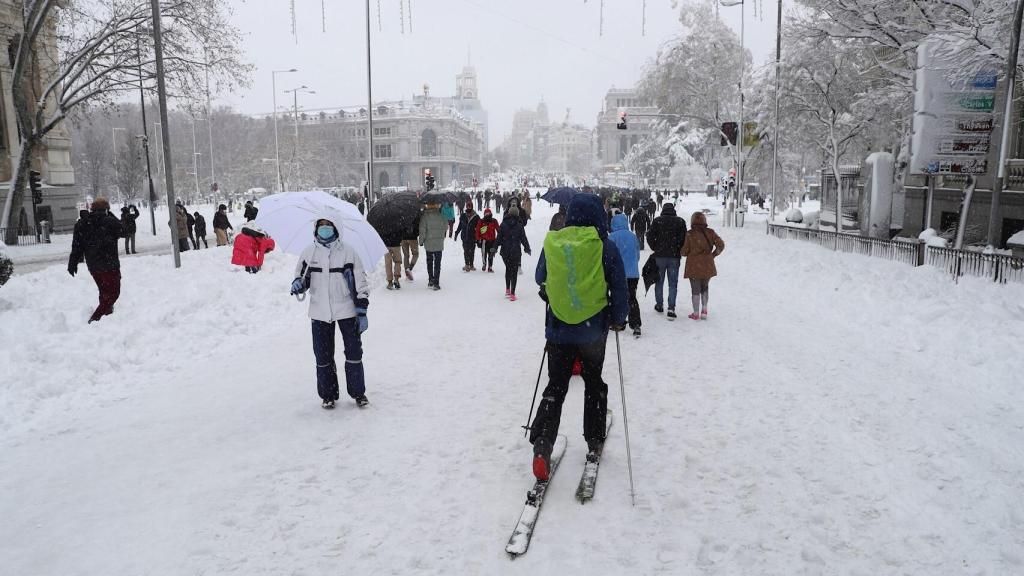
[231,223,275,273]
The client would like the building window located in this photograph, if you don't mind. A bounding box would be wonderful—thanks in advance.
[357,128,367,137]
[374,127,391,137]
[374,144,392,158]
[421,128,437,157]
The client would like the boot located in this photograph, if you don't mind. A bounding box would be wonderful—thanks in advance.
[586,438,604,463]
[322,399,335,410]
[405,270,414,281]
[394,279,401,290]
[533,437,553,481]
[386,282,394,290]
[667,309,677,320]
[701,308,708,319]
[355,395,369,408]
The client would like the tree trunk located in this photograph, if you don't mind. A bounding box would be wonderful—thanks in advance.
[1,137,36,245]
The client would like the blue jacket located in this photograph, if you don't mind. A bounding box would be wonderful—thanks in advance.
[536,194,629,344]
[608,213,640,279]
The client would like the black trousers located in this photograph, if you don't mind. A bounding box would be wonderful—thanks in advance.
[530,337,609,446]
[627,278,641,329]
[463,242,476,267]
[426,251,442,285]
[503,253,520,293]
[482,241,496,269]
[635,230,646,251]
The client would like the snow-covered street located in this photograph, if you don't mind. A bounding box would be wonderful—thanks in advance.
[2,198,1023,575]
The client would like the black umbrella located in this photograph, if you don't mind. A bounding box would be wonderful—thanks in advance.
[367,191,421,245]
[642,254,659,294]
[541,186,582,205]
[420,190,458,205]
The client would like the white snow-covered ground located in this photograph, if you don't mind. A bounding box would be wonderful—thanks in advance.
[1,197,1023,575]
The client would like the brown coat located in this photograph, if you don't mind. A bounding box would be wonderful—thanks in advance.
[682,225,724,279]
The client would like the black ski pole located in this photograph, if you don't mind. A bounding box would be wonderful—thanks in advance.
[522,346,547,438]
[615,331,636,507]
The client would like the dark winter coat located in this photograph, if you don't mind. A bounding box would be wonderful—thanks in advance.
[69,210,124,273]
[646,204,687,259]
[120,206,139,235]
[495,213,530,260]
[454,211,480,245]
[630,208,650,234]
[536,193,629,345]
[193,214,207,237]
[244,204,258,221]
[213,210,232,231]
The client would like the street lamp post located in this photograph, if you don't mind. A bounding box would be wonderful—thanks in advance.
[191,117,201,202]
[272,68,298,192]
[112,127,126,202]
[365,0,376,205]
[204,48,216,201]
[135,28,158,235]
[149,0,181,268]
[284,85,315,191]
[720,0,745,226]
[770,0,782,224]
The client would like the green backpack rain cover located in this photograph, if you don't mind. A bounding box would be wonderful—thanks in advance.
[544,226,607,325]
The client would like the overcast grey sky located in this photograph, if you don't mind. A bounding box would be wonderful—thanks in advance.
[219,0,780,149]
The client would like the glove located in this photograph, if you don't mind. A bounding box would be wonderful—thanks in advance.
[68,263,77,277]
[356,308,368,334]
[611,324,626,332]
[290,278,305,295]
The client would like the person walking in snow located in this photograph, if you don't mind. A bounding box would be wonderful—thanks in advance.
[193,211,208,249]
[419,202,447,290]
[475,207,499,272]
[401,211,420,282]
[630,203,651,251]
[494,205,531,301]
[213,204,232,246]
[289,218,371,409]
[173,204,191,253]
[244,200,258,222]
[646,203,687,319]
[441,201,456,238]
[120,205,139,255]
[682,211,725,320]
[231,223,275,273]
[68,197,124,324]
[530,193,628,480]
[609,212,642,337]
[454,201,480,271]
[372,211,405,290]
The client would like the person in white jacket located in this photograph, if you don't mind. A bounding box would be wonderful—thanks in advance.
[290,217,371,409]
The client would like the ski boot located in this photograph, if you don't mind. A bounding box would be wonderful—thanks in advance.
[586,438,605,463]
[533,437,553,481]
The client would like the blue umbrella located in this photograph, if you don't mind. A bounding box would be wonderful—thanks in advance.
[541,187,582,205]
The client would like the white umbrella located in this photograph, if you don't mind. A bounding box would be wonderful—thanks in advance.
[255,191,386,270]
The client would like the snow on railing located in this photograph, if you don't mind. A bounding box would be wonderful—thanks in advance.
[767,223,1024,284]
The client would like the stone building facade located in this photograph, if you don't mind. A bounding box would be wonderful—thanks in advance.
[0,1,78,238]
[496,101,593,173]
[595,87,660,182]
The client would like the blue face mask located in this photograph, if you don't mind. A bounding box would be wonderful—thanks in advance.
[316,225,335,241]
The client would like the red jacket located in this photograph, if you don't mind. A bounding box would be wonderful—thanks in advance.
[231,227,275,267]
[475,217,499,242]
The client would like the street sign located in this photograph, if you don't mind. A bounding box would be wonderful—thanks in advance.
[911,40,998,175]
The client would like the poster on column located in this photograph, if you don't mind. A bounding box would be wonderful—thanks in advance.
[911,41,998,175]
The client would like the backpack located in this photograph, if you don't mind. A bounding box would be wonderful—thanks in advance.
[543,226,607,325]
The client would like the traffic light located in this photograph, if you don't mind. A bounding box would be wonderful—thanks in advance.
[29,170,42,205]
[424,168,435,191]
[720,122,738,146]
[616,111,628,130]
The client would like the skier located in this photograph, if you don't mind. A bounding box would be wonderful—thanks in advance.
[682,211,725,320]
[609,212,642,337]
[646,203,687,319]
[213,204,233,246]
[68,197,124,324]
[630,202,651,251]
[193,211,208,249]
[120,205,139,255]
[231,222,276,273]
[419,202,447,290]
[530,193,628,480]
[475,207,499,273]
[494,205,531,301]
[289,218,370,409]
[454,201,480,271]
